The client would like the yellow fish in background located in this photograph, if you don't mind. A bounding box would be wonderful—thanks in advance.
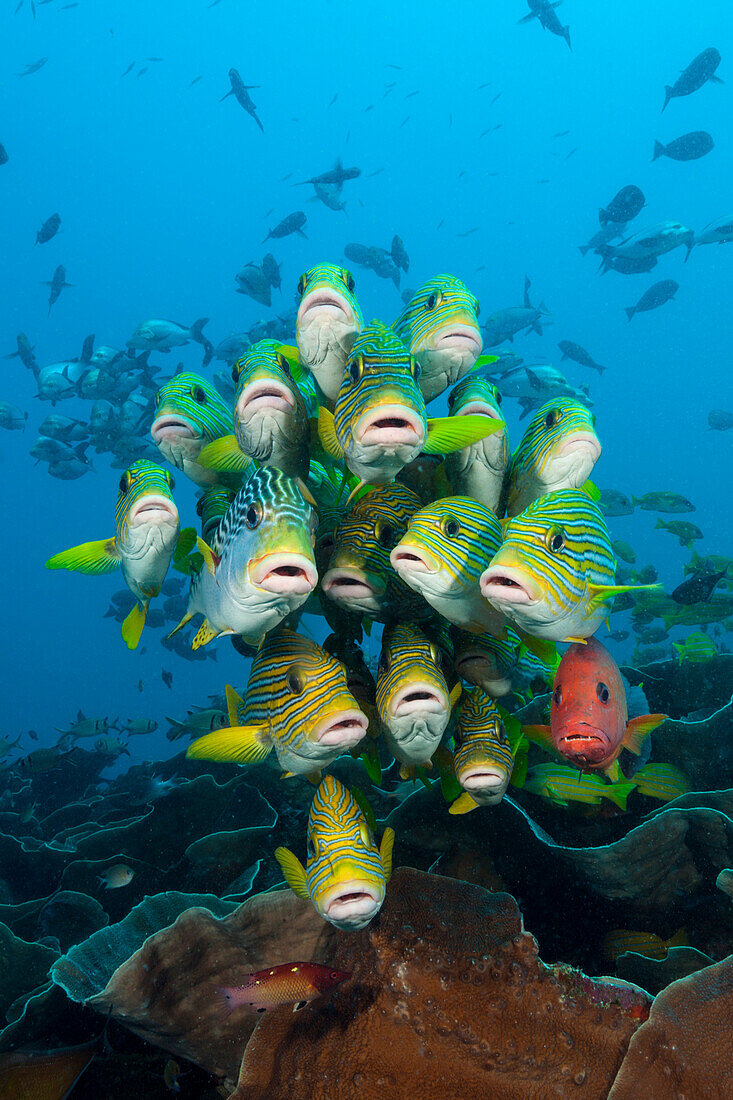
[630,763,691,801]
[46,460,184,649]
[601,927,688,963]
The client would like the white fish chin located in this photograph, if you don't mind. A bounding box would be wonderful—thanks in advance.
[151,415,198,443]
[480,566,537,606]
[322,883,383,929]
[312,710,369,748]
[128,496,179,528]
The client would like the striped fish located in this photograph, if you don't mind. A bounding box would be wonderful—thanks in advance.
[199,340,311,479]
[449,688,519,812]
[318,321,502,486]
[275,775,394,929]
[601,927,688,963]
[172,466,318,649]
[296,264,364,402]
[452,629,523,698]
[673,631,717,663]
[186,628,368,777]
[631,763,691,801]
[196,486,236,545]
[321,483,429,622]
[150,373,234,487]
[46,460,180,650]
[376,623,456,773]
[443,375,508,512]
[523,763,636,808]
[393,275,484,403]
[480,489,657,643]
[503,399,601,517]
[391,496,504,634]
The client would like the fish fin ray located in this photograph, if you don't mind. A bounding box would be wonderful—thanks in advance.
[186,724,271,764]
[46,538,120,574]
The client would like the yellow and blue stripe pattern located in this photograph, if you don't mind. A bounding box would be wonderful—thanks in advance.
[296,263,364,328]
[453,688,516,779]
[233,338,312,417]
[304,775,386,909]
[375,622,448,719]
[393,274,480,356]
[115,460,175,539]
[399,496,503,587]
[504,398,599,515]
[153,373,232,442]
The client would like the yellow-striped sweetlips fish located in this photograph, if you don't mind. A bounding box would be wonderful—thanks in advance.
[480,490,657,643]
[196,486,236,545]
[376,623,457,774]
[172,466,318,649]
[150,372,234,487]
[523,763,636,809]
[503,399,602,517]
[187,627,368,777]
[275,775,394,929]
[321,483,429,622]
[451,629,524,698]
[443,373,508,512]
[295,263,364,402]
[46,460,180,650]
[393,275,485,403]
[601,928,688,963]
[198,340,311,479]
[449,688,519,813]
[318,321,502,486]
[391,497,504,635]
[631,763,691,801]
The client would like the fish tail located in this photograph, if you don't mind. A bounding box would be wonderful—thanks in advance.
[662,86,673,112]
[624,306,635,321]
[652,140,665,161]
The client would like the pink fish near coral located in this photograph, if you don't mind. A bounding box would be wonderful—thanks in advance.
[218,961,351,1013]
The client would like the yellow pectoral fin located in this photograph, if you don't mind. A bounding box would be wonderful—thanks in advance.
[168,611,193,638]
[471,354,499,372]
[581,479,601,502]
[604,760,622,782]
[318,407,344,459]
[274,846,310,899]
[198,436,251,472]
[521,724,556,755]
[195,538,219,577]
[186,724,271,765]
[622,713,667,755]
[603,779,636,811]
[587,582,663,612]
[449,682,463,707]
[449,792,480,815]
[514,629,558,666]
[423,414,505,455]
[46,538,120,575]
[121,601,147,650]
[379,826,395,880]
[225,683,245,727]
[172,526,198,571]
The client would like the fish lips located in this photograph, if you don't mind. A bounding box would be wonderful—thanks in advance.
[128,495,178,527]
[249,553,317,596]
[151,413,199,443]
[433,324,482,359]
[298,288,352,326]
[480,563,539,606]
[390,682,447,718]
[454,399,503,421]
[312,709,368,748]
[354,404,425,450]
[557,724,612,765]
[390,543,439,579]
[321,880,383,929]
[237,380,294,421]
[555,431,602,474]
[321,567,386,608]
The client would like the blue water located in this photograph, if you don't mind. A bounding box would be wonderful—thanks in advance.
[1,1,730,747]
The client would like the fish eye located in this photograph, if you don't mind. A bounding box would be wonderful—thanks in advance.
[429,642,440,665]
[544,408,562,429]
[306,835,316,859]
[409,357,421,381]
[374,519,395,548]
[545,526,565,553]
[167,472,176,491]
[442,516,461,538]
[348,356,364,384]
[277,353,291,377]
[596,682,610,704]
[553,685,562,706]
[378,651,391,676]
[342,270,355,292]
[286,667,305,695]
[297,273,307,296]
[494,389,502,406]
[447,389,456,409]
[426,291,443,311]
[245,502,263,529]
[231,364,241,383]
[193,386,207,404]
[329,970,341,980]
[118,473,130,493]
[474,299,481,316]
[155,391,162,406]
[196,495,205,517]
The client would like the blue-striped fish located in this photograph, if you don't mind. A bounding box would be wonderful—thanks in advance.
[199,340,310,479]
[443,374,508,512]
[631,763,691,801]
[46,461,181,649]
[449,688,520,813]
[480,490,656,643]
[150,373,234,487]
[376,623,458,774]
[523,763,636,808]
[393,275,485,403]
[295,264,364,402]
[452,630,524,698]
[503,399,601,517]
[673,631,717,663]
[318,321,502,486]
[391,497,504,634]
[275,775,393,929]
[196,486,236,545]
[172,466,318,648]
[601,928,688,963]
[187,628,368,777]
[321,483,428,622]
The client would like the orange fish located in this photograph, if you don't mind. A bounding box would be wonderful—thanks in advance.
[0,1041,96,1100]
[523,636,666,779]
[218,960,351,1013]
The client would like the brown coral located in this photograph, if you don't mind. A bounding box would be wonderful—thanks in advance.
[233,867,650,1100]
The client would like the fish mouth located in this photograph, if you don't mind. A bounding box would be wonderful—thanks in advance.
[480,565,537,605]
[298,288,350,324]
[151,414,198,442]
[312,710,369,747]
[558,724,611,763]
[237,380,294,420]
[390,544,438,575]
[455,400,502,419]
[435,325,482,356]
[322,881,382,926]
[321,568,385,602]
[355,405,424,447]
[249,553,317,595]
[459,766,507,790]
[556,432,601,463]
[391,683,446,717]
[129,496,178,526]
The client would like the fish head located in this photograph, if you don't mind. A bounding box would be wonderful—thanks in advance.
[452,631,516,697]
[394,276,482,402]
[511,400,601,501]
[453,689,514,804]
[549,637,627,768]
[445,375,508,471]
[305,776,387,929]
[296,264,364,400]
[375,624,451,756]
[334,322,428,483]
[233,340,307,438]
[480,490,615,641]
[115,460,179,545]
[151,373,232,471]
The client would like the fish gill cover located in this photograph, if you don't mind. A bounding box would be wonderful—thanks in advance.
[0,0,732,1097]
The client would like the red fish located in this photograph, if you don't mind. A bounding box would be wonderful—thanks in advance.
[217,961,351,1014]
[523,636,666,778]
